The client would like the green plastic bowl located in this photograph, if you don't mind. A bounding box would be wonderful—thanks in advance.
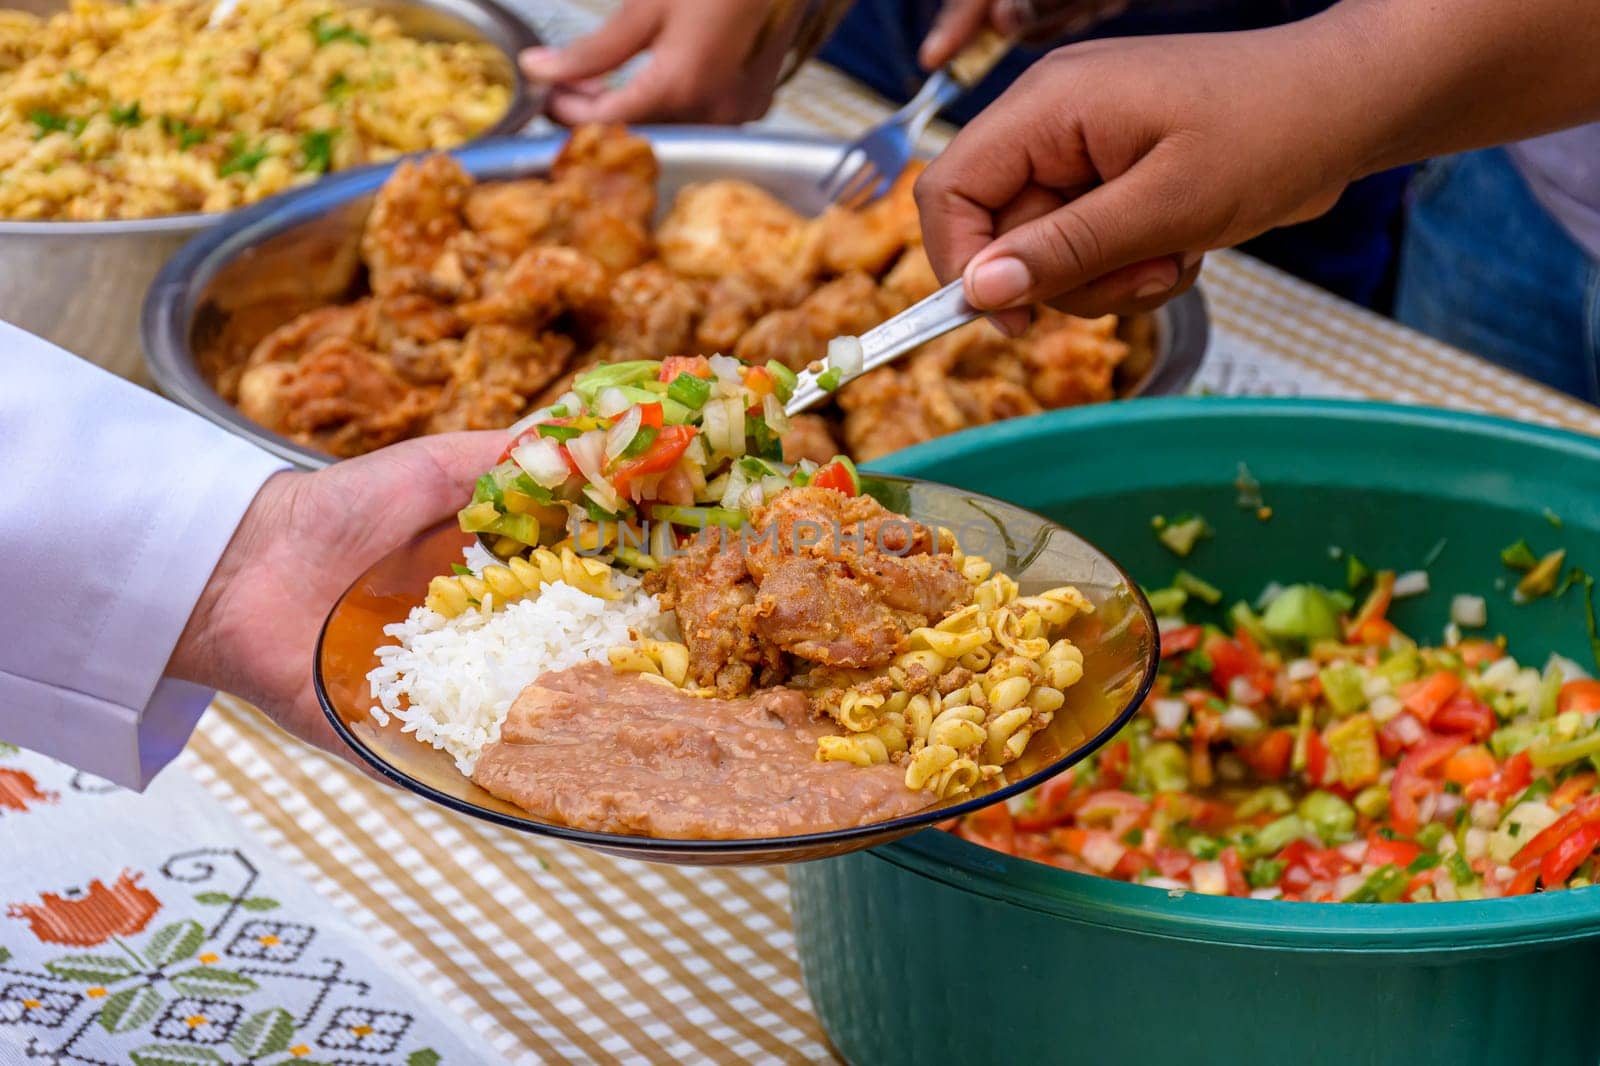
[790,398,1600,1066]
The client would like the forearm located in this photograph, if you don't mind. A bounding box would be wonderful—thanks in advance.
[1309,0,1600,179]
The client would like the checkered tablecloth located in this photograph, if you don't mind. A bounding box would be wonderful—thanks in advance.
[4,1,1599,1063]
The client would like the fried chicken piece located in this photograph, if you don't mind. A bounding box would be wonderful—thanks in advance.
[814,162,924,277]
[734,271,898,371]
[550,124,659,227]
[361,154,472,298]
[429,325,577,432]
[882,244,940,306]
[370,292,462,348]
[645,529,786,698]
[237,339,435,457]
[589,262,703,360]
[1022,309,1130,407]
[565,210,654,276]
[695,274,772,353]
[745,556,906,669]
[245,301,373,367]
[657,179,820,302]
[458,245,609,327]
[781,413,841,466]
[463,177,582,256]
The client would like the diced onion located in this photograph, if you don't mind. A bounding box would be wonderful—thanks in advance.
[1228,677,1264,706]
[1338,841,1369,864]
[1393,570,1430,598]
[1220,706,1264,735]
[650,519,676,560]
[738,481,766,512]
[722,398,747,458]
[567,430,620,511]
[1156,616,1188,634]
[510,438,569,490]
[708,354,743,384]
[827,335,864,376]
[1434,792,1464,822]
[762,392,790,435]
[1190,861,1227,895]
[760,474,790,500]
[604,405,643,462]
[1368,694,1403,723]
[1450,594,1487,628]
[1547,653,1592,682]
[1334,873,1366,899]
[1286,658,1319,683]
[1391,712,1425,745]
[596,387,633,419]
[1254,582,1285,610]
[506,405,553,439]
[1151,698,1189,734]
[1142,876,1186,892]
[720,466,750,510]
[1249,887,1283,901]
[685,434,709,467]
[556,391,582,414]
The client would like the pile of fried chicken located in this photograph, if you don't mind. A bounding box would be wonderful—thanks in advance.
[228,125,1133,462]
[646,486,971,699]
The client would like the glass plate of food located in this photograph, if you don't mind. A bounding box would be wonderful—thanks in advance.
[314,356,1159,864]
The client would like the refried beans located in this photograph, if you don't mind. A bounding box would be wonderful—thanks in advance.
[471,663,934,838]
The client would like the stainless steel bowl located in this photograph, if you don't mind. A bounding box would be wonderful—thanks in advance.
[0,0,540,385]
[144,128,1211,469]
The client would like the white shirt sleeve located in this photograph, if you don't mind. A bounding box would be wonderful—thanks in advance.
[0,321,288,788]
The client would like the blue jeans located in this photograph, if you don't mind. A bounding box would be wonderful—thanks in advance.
[819,0,1409,309]
[1396,148,1600,403]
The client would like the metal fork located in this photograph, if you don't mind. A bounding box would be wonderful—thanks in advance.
[817,29,1012,206]
[785,279,979,416]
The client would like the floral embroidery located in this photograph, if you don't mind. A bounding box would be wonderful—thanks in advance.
[5,870,161,947]
[0,767,57,813]
[317,1005,413,1054]
[0,848,448,1064]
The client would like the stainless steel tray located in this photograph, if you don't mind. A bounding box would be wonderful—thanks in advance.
[143,128,1209,469]
[0,0,541,385]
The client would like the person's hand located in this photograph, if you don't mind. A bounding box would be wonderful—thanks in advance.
[519,0,803,125]
[166,432,503,757]
[918,0,1131,69]
[915,25,1372,330]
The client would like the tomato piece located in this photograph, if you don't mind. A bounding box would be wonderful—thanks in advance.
[1305,729,1329,788]
[1542,822,1600,886]
[1506,863,1542,896]
[1098,741,1130,791]
[1366,832,1421,869]
[1400,671,1462,724]
[1377,715,1418,759]
[1458,639,1505,668]
[658,355,712,381]
[1551,771,1599,809]
[1391,733,1468,837]
[743,365,775,406]
[810,458,860,496]
[1220,846,1250,897]
[1352,618,1398,647]
[1345,571,1395,641]
[610,424,697,495]
[958,803,1016,854]
[1114,848,1155,880]
[1075,791,1150,835]
[1160,624,1203,658]
[1431,693,1495,741]
[1486,751,1534,804]
[1242,729,1294,781]
[1512,796,1600,871]
[635,402,664,429]
[1014,772,1080,830]
[1443,744,1498,786]
[1204,635,1261,691]
[1558,679,1600,715]
[1152,847,1195,878]
[1305,847,1353,880]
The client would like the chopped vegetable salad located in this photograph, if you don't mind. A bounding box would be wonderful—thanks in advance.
[954,572,1600,902]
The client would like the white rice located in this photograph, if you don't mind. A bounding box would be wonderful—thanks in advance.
[366,547,670,775]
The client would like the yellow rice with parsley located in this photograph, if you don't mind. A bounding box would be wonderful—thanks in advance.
[0,0,512,220]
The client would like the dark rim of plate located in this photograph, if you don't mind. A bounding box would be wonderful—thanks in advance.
[313,475,1159,855]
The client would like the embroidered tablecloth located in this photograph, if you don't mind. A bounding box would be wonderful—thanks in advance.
[5,1,1600,1063]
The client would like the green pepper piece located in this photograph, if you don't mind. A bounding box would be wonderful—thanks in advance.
[1236,787,1293,819]
[651,504,746,530]
[1157,515,1210,558]
[766,361,798,402]
[1228,602,1273,649]
[1447,851,1474,886]
[1375,646,1421,685]
[1254,814,1309,855]
[486,511,539,546]
[1185,835,1222,861]
[1415,823,1448,849]
[666,372,712,410]
[1353,784,1390,819]
[1518,549,1567,601]
[1346,553,1371,590]
[1140,741,1189,793]
[1343,864,1408,903]
[1501,539,1539,571]
[816,367,844,392]
[457,500,501,533]
[1298,790,1357,846]
[1262,585,1342,644]
[1530,728,1600,769]
[574,361,662,405]
[472,472,504,509]
[1247,858,1286,889]
[537,423,581,442]
[618,425,659,460]
[1145,587,1188,617]
[1535,664,1565,719]
[1319,663,1368,716]
[1173,570,1223,606]
[612,545,659,571]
